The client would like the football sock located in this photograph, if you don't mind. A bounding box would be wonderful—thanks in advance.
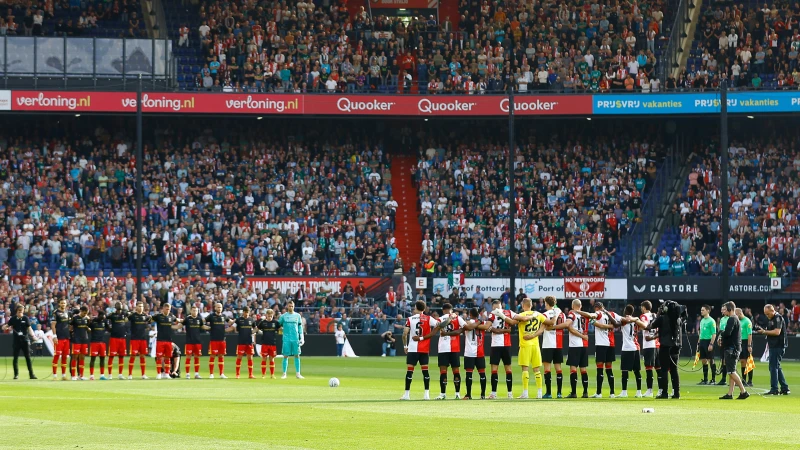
[247,359,253,377]
[635,370,642,390]
[522,370,530,392]
[78,359,85,377]
[218,357,224,375]
[622,371,629,390]
[269,360,275,376]
[747,370,753,384]
[262,359,267,376]
[186,358,192,376]
[534,371,542,391]
[61,355,68,375]
[99,357,105,375]
[52,355,59,376]
[505,371,513,393]
[405,369,414,390]
[596,368,604,394]
[491,371,498,393]
[440,371,448,394]
[570,371,578,394]
[194,357,200,374]
[453,369,461,394]
[606,368,615,395]
[282,357,289,374]
[294,357,301,374]
[421,368,430,390]
[236,357,242,377]
[710,362,717,381]
[581,371,589,394]
[556,370,563,395]
[544,371,552,395]
[71,358,77,377]
[465,371,473,397]
[89,356,96,376]
[478,370,486,396]
[140,356,146,376]
[646,369,654,389]
[209,356,216,375]
[128,356,135,376]
[703,364,709,381]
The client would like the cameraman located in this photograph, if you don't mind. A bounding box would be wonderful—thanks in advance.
[718,302,749,400]
[632,300,682,399]
[756,304,790,395]
[1,305,38,380]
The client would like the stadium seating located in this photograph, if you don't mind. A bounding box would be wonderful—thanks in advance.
[681,2,800,90]
[163,0,674,92]
[414,125,666,278]
[1,0,146,38]
[650,135,800,276]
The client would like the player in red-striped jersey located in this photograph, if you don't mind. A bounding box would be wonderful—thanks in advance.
[541,296,571,398]
[462,308,491,399]
[566,299,590,398]
[487,299,514,399]
[637,300,660,397]
[400,301,441,400]
[576,301,620,398]
[619,304,643,398]
[434,303,467,400]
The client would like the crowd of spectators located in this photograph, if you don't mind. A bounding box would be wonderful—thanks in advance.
[413,124,665,279]
[175,0,671,93]
[649,133,800,277]
[0,0,145,38]
[678,2,800,90]
[0,121,402,281]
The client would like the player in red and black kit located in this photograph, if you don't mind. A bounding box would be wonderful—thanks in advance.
[152,302,184,379]
[70,306,90,380]
[256,309,280,379]
[228,307,256,379]
[50,299,72,380]
[88,311,109,380]
[107,302,130,379]
[183,305,205,379]
[128,303,151,379]
[400,300,442,400]
[203,302,231,378]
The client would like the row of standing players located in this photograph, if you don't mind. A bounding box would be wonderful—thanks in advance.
[400,296,664,400]
[47,299,306,380]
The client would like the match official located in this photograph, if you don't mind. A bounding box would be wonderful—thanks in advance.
[718,302,748,400]
[2,305,37,379]
[756,304,790,395]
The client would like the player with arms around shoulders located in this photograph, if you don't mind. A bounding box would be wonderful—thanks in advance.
[227,307,257,379]
[107,302,130,380]
[637,300,660,397]
[203,302,233,378]
[462,308,491,399]
[496,297,555,399]
[619,305,643,398]
[575,301,621,398]
[401,300,441,400]
[70,305,91,380]
[88,311,109,380]
[152,302,184,379]
[128,302,152,379]
[257,309,281,379]
[183,305,205,379]
[50,299,72,380]
[279,300,305,379]
[542,296,571,398]
[566,299,591,398]
[487,299,515,399]
[434,303,467,400]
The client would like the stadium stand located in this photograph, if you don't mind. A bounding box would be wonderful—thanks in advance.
[650,129,800,278]
[413,124,666,279]
[0,0,146,38]
[165,0,674,92]
[681,1,800,90]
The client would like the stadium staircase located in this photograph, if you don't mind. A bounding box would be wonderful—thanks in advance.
[390,155,423,271]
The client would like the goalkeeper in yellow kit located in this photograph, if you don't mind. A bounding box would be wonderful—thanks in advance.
[496,298,556,399]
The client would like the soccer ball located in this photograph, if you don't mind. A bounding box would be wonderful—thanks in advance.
[329,377,340,388]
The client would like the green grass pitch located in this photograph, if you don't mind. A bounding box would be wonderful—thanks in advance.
[1,356,798,449]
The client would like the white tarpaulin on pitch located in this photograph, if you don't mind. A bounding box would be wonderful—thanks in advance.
[343,339,358,357]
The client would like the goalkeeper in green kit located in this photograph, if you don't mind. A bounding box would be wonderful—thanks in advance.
[279,300,305,379]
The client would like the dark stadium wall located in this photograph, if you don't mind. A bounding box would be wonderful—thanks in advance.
[1,334,791,359]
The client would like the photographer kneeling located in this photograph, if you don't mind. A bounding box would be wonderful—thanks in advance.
[719,302,749,400]
[632,299,683,399]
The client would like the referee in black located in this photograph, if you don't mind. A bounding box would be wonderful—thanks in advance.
[2,305,38,380]
[719,302,748,400]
